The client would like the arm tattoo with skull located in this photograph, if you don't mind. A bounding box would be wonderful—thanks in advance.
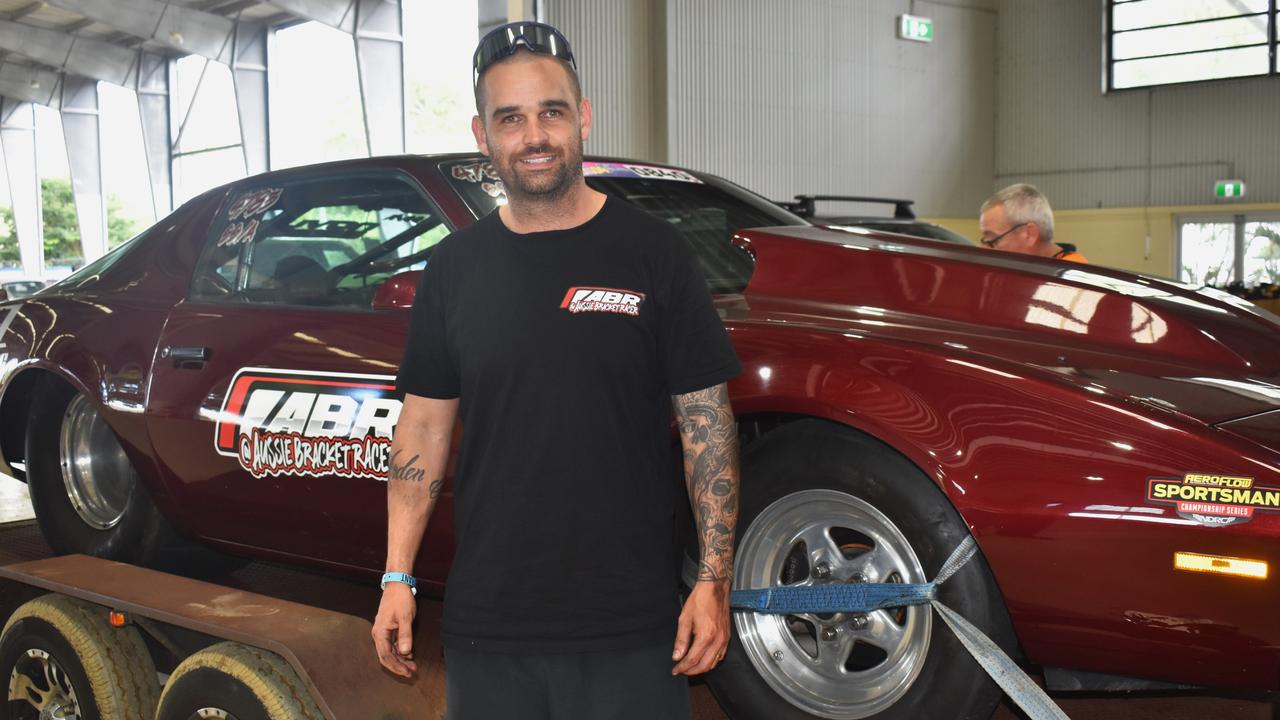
[673,383,740,586]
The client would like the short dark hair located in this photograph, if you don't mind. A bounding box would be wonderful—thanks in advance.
[473,50,582,117]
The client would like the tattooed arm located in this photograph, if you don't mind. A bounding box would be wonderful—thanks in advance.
[671,382,740,676]
[373,393,457,677]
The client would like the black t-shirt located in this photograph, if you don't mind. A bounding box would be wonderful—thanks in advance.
[397,196,741,653]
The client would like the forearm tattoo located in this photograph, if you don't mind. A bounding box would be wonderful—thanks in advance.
[388,449,445,499]
[674,383,740,585]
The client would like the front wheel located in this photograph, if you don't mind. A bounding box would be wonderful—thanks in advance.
[706,419,1016,720]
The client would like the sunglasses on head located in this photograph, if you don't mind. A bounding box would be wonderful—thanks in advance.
[473,21,577,86]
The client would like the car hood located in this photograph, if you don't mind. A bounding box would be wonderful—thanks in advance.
[730,226,1280,427]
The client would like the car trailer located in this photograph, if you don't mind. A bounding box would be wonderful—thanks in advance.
[0,520,444,720]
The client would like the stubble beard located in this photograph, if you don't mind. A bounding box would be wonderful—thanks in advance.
[489,135,584,205]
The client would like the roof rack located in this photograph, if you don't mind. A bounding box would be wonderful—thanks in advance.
[778,195,916,220]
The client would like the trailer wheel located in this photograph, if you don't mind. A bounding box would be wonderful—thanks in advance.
[156,642,323,720]
[701,419,1017,720]
[0,593,160,720]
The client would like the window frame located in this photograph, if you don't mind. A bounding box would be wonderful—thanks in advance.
[189,167,452,313]
[1104,0,1279,92]
[1175,211,1280,285]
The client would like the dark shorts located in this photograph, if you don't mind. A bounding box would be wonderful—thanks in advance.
[444,643,693,720]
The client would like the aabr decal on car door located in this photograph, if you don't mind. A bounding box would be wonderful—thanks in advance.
[214,367,402,480]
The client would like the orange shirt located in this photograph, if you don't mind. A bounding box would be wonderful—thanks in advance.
[1054,247,1088,263]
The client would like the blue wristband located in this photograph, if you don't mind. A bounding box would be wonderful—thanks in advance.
[381,571,417,595]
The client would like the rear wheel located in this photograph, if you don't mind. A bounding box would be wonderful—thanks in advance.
[25,377,159,561]
[155,642,323,720]
[0,593,159,720]
[703,419,1016,720]
[24,375,244,575]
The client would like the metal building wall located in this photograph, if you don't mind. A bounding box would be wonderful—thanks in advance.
[665,0,996,217]
[545,0,663,161]
[995,0,1280,210]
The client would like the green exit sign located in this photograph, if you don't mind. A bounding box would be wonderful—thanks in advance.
[1214,180,1246,199]
[897,14,933,43]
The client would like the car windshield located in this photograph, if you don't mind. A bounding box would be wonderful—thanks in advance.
[442,159,808,293]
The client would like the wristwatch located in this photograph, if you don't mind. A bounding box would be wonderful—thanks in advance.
[381,571,417,596]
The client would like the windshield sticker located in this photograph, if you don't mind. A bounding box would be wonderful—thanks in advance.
[228,187,283,222]
[583,162,702,183]
[1147,473,1280,527]
[216,219,259,247]
[448,160,702,187]
[214,367,402,481]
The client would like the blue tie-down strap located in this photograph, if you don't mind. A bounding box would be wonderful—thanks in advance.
[730,581,935,614]
[729,536,1071,720]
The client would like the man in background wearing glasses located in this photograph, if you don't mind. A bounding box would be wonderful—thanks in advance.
[372,21,740,720]
[979,183,1087,262]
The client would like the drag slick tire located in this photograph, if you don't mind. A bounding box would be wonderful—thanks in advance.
[0,593,159,720]
[155,642,323,720]
[706,419,1016,720]
[24,376,244,575]
[25,376,162,562]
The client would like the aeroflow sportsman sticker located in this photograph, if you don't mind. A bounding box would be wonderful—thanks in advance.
[214,367,402,480]
[1146,473,1280,527]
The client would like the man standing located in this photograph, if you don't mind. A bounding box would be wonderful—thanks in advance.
[979,183,1087,262]
[371,21,741,720]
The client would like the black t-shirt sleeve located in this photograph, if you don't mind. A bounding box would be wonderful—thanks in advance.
[658,234,742,395]
[396,249,460,399]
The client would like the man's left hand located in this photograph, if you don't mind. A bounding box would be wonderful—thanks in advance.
[672,579,731,675]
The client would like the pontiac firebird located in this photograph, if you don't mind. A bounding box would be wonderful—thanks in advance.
[0,154,1277,720]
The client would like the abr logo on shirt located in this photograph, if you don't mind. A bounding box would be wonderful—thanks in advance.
[560,286,646,316]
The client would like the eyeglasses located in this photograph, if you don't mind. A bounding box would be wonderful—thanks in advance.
[980,222,1027,248]
[474,21,577,86]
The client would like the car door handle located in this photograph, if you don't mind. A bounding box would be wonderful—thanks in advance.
[162,346,210,362]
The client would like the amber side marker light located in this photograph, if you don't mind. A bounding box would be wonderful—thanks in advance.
[108,610,128,627]
[1174,552,1267,580]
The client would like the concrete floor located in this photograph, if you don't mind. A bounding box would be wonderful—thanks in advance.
[0,473,33,524]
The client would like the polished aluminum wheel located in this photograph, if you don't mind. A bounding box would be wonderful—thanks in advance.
[7,648,82,719]
[734,489,931,719]
[58,394,133,530]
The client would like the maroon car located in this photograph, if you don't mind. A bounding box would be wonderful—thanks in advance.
[1,154,1277,720]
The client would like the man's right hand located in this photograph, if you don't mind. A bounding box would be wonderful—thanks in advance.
[372,584,418,677]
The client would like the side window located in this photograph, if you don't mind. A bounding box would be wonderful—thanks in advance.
[191,172,449,309]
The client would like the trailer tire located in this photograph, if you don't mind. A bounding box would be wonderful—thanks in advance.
[156,642,323,720]
[0,593,160,720]
[703,419,1016,720]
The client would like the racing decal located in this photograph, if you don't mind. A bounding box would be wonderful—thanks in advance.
[214,367,401,481]
[216,219,259,247]
[227,187,283,221]
[451,161,500,184]
[217,187,282,248]
[449,160,703,188]
[559,286,646,316]
[582,162,703,183]
[1146,473,1280,527]
[0,304,21,350]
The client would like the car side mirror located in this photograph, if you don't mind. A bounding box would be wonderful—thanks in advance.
[372,270,421,310]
